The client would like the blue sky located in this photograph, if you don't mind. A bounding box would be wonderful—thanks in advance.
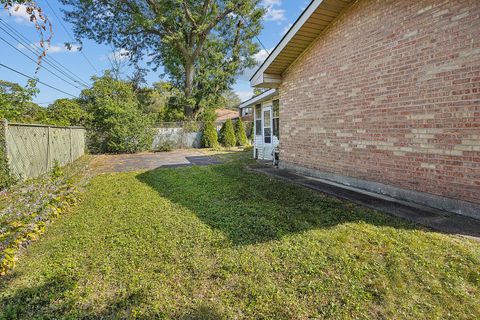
[0,0,310,106]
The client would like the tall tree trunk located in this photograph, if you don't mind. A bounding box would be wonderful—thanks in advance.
[184,59,195,119]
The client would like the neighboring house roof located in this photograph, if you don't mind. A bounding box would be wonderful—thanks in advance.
[251,0,354,88]
[215,108,239,122]
[238,89,278,109]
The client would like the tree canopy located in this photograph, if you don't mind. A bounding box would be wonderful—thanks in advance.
[47,99,88,126]
[0,79,47,123]
[60,0,265,119]
[79,72,154,153]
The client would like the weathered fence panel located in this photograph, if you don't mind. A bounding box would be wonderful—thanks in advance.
[152,122,223,150]
[2,121,85,180]
[152,127,203,149]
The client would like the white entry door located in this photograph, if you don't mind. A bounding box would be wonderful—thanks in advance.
[262,105,273,160]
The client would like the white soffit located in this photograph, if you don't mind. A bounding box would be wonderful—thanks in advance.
[251,0,354,87]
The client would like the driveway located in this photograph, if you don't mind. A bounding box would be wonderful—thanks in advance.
[89,149,222,173]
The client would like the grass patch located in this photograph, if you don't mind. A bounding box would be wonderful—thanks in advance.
[0,152,479,319]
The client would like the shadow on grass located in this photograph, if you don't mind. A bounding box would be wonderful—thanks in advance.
[0,273,227,319]
[136,160,421,246]
[0,273,150,319]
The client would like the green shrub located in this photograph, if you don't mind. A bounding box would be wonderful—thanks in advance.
[81,72,154,154]
[154,141,174,152]
[201,121,219,148]
[234,118,248,146]
[219,119,236,148]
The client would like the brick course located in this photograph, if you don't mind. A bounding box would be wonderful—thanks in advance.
[279,0,480,204]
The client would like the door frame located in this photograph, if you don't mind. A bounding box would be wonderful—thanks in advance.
[262,104,273,159]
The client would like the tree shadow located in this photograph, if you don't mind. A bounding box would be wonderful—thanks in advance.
[136,162,422,246]
[0,272,150,319]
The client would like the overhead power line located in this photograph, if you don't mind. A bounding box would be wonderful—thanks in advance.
[0,18,90,87]
[0,21,88,88]
[0,63,77,98]
[240,15,270,55]
[43,0,100,74]
[0,34,85,90]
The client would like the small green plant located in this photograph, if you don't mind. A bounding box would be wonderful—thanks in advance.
[155,141,174,152]
[0,120,13,190]
[201,121,219,148]
[0,148,13,190]
[219,119,236,148]
[51,160,64,178]
[234,118,248,146]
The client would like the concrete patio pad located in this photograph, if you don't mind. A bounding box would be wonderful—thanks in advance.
[90,150,222,173]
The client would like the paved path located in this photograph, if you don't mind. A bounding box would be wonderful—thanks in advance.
[90,150,222,173]
[250,163,480,241]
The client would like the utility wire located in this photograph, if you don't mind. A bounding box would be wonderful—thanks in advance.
[43,0,100,74]
[240,15,270,55]
[0,20,90,88]
[0,18,90,87]
[0,35,85,90]
[0,24,89,88]
[0,63,77,98]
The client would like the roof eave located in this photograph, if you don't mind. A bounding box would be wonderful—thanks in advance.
[250,0,326,88]
[238,89,278,109]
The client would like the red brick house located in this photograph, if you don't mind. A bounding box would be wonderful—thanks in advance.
[240,0,479,219]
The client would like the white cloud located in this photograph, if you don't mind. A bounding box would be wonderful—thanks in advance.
[262,0,285,21]
[107,48,130,61]
[238,47,273,81]
[263,0,282,6]
[282,23,293,35]
[236,90,254,101]
[254,48,271,64]
[5,4,38,25]
[17,42,80,54]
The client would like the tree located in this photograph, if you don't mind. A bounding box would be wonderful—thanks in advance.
[79,72,153,153]
[253,87,267,96]
[201,121,218,148]
[0,80,48,123]
[219,119,236,147]
[234,118,248,146]
[221,89,242,109]
[47,99,88,126]
[137,81,185,122]
[61,0,265,119]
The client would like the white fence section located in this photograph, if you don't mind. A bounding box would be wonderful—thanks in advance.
[152,122,223,150]
[152,127,203,149]
[2,120,86,180]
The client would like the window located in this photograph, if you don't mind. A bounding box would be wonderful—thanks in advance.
[255,104,262,136]
[264,109,271,144]
[273,100,280,139]
[242,107,252,116]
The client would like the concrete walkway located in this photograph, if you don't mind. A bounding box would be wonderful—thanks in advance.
[250,163,480,241]
[90,150,222,173]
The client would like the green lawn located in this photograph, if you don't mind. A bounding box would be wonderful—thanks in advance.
[1,153,479,319]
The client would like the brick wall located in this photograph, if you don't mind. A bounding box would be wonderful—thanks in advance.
[280,0,480,205]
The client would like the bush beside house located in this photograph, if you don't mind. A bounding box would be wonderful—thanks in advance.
[219,119,236,147]
[235,118,248,146]
[201,121,219,148]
